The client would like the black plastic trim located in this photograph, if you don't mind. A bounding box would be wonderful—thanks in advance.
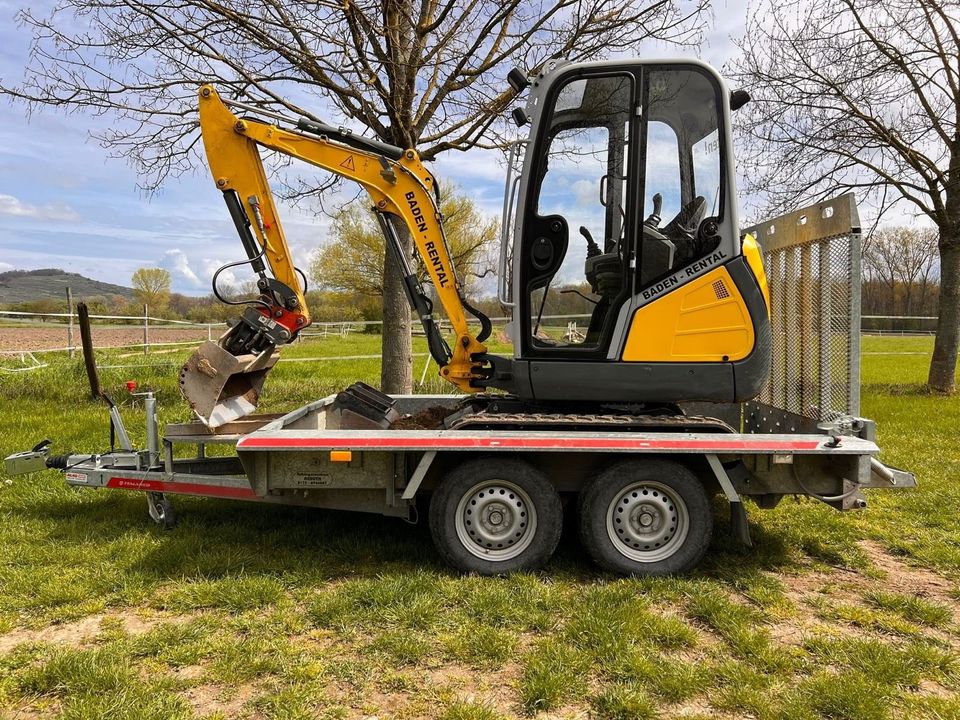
[296,118,405,161]
[726,256,772,401]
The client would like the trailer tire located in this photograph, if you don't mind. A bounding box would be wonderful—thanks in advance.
[147,492,177,530]
[578,459,711,575]
[429,458,562,575]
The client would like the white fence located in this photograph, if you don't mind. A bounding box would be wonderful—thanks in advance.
[0,309,217,356]
[0,310,388,356]
[0,307,940,362]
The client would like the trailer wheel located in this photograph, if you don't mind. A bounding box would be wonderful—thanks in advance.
[429,458,562,575]
[147,492,177,530]
[578,459,711,575]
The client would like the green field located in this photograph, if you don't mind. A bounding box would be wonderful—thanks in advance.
[0,334,958,719]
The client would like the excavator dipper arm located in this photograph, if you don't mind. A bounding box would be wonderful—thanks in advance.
[182,86,489,426]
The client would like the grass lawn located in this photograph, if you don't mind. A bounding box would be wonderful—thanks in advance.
[0,332,958,719]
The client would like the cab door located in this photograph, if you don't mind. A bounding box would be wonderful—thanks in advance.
[517,70,637,362]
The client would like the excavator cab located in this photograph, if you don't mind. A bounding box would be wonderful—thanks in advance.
[499,59,770,404]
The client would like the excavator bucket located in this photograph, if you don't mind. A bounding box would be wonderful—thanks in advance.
[179,341,279,427]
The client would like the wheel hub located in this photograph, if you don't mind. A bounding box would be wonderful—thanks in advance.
[456,480,536,561]
[606,481,689,563]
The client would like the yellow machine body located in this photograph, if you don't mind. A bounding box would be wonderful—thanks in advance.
[622,234,769,363]
[621,266,756,363]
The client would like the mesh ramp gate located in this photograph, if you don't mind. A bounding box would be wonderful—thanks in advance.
[742,194,862,432]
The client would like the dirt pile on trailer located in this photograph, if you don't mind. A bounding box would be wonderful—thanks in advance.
[391,405,456,430]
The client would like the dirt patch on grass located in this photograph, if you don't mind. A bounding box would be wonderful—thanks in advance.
[3,702,58,720]
[776,567,868,633]
[667,698,740,718]
[0,610,185,654]
[533,707,591,719]
[427,659,525,713]
[766,543,960,648]
[858,540,958,603]
[768,568,869,645]
[183,682,256,718]
[766,619,808,646]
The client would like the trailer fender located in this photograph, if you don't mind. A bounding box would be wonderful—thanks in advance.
[704,454,752,548]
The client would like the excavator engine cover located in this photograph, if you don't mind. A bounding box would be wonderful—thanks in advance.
[180,341,279,427]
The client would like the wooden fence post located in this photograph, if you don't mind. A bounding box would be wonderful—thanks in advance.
[77,302,102,401]
[143,304,149,355]
[66,287,75,358]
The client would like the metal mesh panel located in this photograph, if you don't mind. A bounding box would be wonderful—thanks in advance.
[746,195,861,421]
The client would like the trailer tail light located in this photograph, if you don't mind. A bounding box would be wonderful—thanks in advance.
[330,451,353,463]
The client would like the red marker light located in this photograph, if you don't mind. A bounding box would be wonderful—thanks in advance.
[126,381,137,392]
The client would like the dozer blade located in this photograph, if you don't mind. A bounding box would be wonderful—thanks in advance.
[179,341,279,428]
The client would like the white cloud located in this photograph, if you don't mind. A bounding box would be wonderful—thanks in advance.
[202,259,238,292]
[572,179,597,208]
[431,147,507,185]
[160,248,201,287]
[0,193,80,222]
[0,261,13,272]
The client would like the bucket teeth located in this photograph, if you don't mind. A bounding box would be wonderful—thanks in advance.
[179,341,279,427]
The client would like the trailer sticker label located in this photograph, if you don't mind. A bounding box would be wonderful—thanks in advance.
[65,472,88,484]
[107,476,257,500]
[290,473,332,488]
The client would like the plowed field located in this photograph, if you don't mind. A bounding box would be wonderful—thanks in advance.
[0,326,212,352]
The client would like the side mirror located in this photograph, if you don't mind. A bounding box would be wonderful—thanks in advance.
[730,89,751,111]
[508,68,530,93]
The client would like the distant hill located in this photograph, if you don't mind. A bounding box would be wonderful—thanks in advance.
[0,269,136,304]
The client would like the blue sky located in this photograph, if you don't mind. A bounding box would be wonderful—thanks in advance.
[0,0,749,295]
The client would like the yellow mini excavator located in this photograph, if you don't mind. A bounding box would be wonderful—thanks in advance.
[181,58,771,428]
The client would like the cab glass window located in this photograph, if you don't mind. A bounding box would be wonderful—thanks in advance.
[639,68,724,287]
[525,73,633,351]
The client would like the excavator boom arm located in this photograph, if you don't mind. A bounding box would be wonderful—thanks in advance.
[184,86,489,426]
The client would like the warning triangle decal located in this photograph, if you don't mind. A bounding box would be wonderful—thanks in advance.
[339,155,356,171]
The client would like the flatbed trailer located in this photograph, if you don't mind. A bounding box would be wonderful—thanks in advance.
[3,195,916,575]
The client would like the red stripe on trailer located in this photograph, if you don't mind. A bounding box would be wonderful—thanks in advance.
[236,435,823,452]
[107,476,257,499]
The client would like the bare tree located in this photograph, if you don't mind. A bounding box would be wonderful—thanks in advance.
[729,0,960,392]
[1,0,707,394]
[896,227,940,316]
[864,226,939,316]
[863,231,900,314]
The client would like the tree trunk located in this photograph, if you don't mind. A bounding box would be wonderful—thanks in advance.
[380,220,413,394]
[928,235,960,393]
